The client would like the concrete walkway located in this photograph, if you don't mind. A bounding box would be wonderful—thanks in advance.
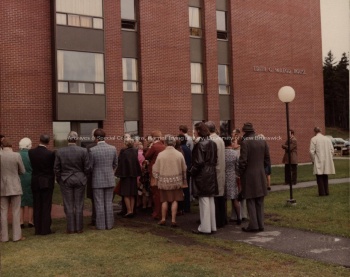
[51,178,350,268]
[270,177,350,192]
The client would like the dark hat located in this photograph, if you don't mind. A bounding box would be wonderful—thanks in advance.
[242,122,254,132]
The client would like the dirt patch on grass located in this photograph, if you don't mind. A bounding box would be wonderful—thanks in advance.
[118,218,201,247]
[265,213,282,222]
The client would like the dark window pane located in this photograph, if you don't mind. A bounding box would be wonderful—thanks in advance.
[217,31,228,40]
[122,20,136,30]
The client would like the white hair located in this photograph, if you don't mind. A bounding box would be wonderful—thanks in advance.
[164,134,176,146]
[19,137,32,150]
[67,131,79,142]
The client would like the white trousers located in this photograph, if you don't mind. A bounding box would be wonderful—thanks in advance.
[198,197,216,233]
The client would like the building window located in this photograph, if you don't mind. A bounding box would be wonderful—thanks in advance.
[79,122,99,147]
[216,11,227,40]
[69,82,94,94]
[53,121,100,148]
[121,0,136,30]
[124,121,139,136]
[53,122,71,148]
[67,14,80,26]
[56,13,67,25]
[218,65,230,94]
[93,18,103,29]
[56,0,103,17]
[191,63,203,94]
[56,0,103,29]
[189,7,202,37]
[57,50,104,94]
[122,58,138,92]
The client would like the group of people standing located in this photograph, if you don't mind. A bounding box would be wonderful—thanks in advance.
[0,134,56,242]
[0,123,336,242]
[142,121,271,234]
[0,129,118,242]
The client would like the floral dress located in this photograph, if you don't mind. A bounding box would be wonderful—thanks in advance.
[225,148,239,199]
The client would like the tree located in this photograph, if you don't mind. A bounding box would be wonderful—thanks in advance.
[323,51,349,130]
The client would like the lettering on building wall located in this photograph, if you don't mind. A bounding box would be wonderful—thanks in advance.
[253,66,306,75]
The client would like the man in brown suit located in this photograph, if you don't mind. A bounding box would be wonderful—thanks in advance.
[0,139,26,242]
[282,129,298,185]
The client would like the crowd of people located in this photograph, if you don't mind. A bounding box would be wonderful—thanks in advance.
[0,123,335,242]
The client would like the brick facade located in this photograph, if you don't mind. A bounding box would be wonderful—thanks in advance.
[0,0,324,163]
[230,0,324,164]
[0,1,53,148]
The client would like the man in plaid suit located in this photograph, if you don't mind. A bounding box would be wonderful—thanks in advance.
[89,129,118,230]
[54,131,90,234]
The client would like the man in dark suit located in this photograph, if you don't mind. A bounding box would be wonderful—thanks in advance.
[28,134,55,235]
[54,131,90,234]
[238,123,270,233]
[89,129,118,230]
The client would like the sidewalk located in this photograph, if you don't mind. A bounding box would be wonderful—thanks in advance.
[270,177,350,192]
[51,178,350,268]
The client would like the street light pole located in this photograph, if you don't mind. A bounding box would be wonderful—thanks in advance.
[278,86,296,204]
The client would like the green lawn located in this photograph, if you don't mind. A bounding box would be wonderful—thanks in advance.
[2,218,349,277]
[2,162,350,276]
[265,183,350,237]
[270,159,349,185]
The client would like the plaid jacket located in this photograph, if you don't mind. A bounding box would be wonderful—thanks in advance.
[54,144,90,186]
[89,142,118,188]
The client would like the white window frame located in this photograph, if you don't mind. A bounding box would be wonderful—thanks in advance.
[122,58,138,92]
[191,63,203,94]
[218,64,230,94]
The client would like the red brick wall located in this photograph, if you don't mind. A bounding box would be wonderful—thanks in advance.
[139,0,192,138]
[0,0,323,163]
[230,0,324,164]
[0,1,53,151]
[103,0,125,151]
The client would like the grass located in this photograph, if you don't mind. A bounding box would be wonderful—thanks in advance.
[10,161,347,276]
[1,218,349,277]
[264,183,350,237]
[270,159,349,185]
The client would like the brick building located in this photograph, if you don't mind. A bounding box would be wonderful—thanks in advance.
[0,0,324,164]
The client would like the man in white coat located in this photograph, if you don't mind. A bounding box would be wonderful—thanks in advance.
[205,121,226,228]
[309,127,335,196]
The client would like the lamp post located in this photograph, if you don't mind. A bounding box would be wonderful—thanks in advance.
[278,86,296,204]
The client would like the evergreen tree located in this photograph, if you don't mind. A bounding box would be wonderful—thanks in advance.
[335,53,349,129]
[323,51,349,130]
